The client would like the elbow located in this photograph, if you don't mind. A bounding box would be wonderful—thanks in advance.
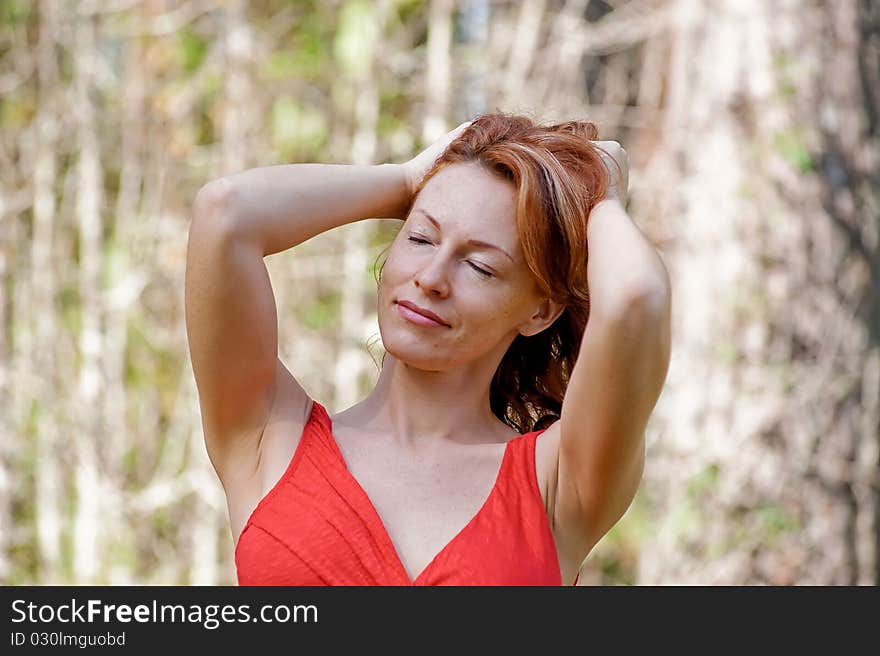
[598,276,670,322]
[629,275,671,315]
[192,178,240,228]
[622,254,672,315]
[644,254,672,309]
[590,248,672,320]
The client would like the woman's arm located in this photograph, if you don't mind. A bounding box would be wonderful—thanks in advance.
[187,121,471,502]
[194,121,470,256]
[186,161,410,484]
[199,120,474,255]
[553,159,672,553]
[585,198,671,311]
[197,162,411,257]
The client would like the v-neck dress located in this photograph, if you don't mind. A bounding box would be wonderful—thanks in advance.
[234,399,567,586]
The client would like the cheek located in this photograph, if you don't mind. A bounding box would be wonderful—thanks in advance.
[458,295,523,337]
[380,244,408,281]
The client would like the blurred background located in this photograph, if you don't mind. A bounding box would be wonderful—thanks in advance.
[1,0,877,585]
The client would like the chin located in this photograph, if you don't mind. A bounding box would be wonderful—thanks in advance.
[378,322,460,372]
[380,337,451,372]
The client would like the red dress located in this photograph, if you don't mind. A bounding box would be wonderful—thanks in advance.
[235,400,577,586]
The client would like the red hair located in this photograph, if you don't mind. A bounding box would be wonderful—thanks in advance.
[384,112,609,433]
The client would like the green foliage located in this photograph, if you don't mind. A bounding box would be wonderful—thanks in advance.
[777,362,795,393]
[773,52,798,101]
[195,103,216,146]
[101,238,128,291]
[105,532,138,576]
[153,507,172,539]
[667,496,702,543]
[264,15,327,81]
[271,96,328,160]
[58,285,82,338]
[124,314,181,415]
[333,0,379,76]
[774,128,814,172]
[177,26,209,73]
[6,514,37,584]
[0,93,34,130]
[265,51,299,80]
[155,349,182,421]
[192,73,222,149]
[394,0,424,26]
[1,0,33,23]
[756,502,799,539]
[124,316,150,389]
[714,336,738,365]
[687,462,720,499]
[299,291,341,331]
[378,93,406,123]
[123,446,138,481]
[25,397,41,438]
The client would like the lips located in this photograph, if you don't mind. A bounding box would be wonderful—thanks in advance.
[396,300,450,327]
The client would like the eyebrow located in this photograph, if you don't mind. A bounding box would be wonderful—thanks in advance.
[412,209,514,262]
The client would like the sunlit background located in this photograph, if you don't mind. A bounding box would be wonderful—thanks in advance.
[1,0,877,585]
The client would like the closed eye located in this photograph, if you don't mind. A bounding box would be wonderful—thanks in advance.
[407,236,494,278]
[468,263,493,277]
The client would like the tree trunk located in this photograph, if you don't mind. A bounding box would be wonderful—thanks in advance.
[631,0,879,585]
[30,0,63,585]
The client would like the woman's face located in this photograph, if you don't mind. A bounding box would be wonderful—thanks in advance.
[377,161,552,372]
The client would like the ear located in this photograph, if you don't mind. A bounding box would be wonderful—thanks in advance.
[519,297,565,337]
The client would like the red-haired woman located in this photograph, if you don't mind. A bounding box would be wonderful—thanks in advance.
[185,113,672,586]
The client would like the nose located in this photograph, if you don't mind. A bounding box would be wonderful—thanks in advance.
[413,252,450,297]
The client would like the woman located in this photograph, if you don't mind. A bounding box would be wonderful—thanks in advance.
[184,113,672,586]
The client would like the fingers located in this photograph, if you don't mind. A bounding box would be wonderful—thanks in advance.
[450,120,473,136]
[588,140,629,201]
[591,140,629,170]
[590,140,627,158]
[432,120,471,149]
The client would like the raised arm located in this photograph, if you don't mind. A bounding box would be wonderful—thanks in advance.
[184,163,410,486]
[184,121,474,493]
[553,143,672,557]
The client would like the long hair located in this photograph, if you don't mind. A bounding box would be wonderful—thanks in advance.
[378,112,609,434]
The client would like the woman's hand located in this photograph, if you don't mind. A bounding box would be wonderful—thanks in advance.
[401,120,473,199]
[591,140,630,203]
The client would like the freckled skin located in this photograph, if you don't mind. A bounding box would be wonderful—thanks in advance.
[377,161,552,372]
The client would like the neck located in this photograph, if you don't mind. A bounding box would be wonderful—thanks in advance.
[351,343,517,447]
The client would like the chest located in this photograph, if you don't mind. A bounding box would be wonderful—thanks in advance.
[331,425,510,581]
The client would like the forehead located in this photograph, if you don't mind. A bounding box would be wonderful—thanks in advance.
[413,162,518,238]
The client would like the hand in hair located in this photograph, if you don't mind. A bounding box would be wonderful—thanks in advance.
[401,120,473,200]
[591,140,630,203]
